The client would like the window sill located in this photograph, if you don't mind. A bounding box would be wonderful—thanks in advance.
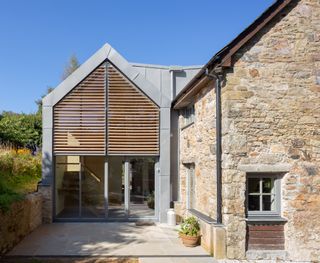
[187,209,216,224]
[181,122,194,130]
[246,215,287,223]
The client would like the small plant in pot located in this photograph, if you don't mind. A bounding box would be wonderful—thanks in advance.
[179,216,200,247]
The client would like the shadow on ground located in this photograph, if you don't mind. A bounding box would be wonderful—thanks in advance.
[0,256,138,263]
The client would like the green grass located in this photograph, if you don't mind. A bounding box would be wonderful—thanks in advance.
[0,150,41,212]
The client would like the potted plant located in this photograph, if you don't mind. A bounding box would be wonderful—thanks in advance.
[178,216,200,247]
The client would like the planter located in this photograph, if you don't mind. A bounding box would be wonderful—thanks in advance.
[180,234,200,247]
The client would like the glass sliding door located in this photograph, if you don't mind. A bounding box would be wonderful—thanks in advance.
[81,156,105,218]
[55,155,105,220]
[55,155,157,221]
[107,156,126,219]
[55,156,81,218]
[129,157,156,218]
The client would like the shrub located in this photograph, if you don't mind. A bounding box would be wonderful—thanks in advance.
[0,112,42,152]
[0,150,41,211]
[0,178,23,212]
[179,216,200,237]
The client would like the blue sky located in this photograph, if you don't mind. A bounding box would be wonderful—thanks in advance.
[0,0,274,113]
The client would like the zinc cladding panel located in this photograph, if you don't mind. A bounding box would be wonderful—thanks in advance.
[107,63,159,155]
[53,64,106,155]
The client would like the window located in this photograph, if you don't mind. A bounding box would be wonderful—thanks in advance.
[186,164,195,210]
[247,174,281,217]
[182,105,195,128]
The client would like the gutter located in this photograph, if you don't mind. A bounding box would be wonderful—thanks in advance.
[205,67,223,225]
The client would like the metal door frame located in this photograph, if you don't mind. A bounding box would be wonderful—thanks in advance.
[105,156,158,221]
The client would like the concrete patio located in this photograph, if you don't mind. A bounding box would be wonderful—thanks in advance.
[7,223,216,263]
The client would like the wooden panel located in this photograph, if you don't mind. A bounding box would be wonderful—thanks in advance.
[107,63,159,155]
[53,64,106,155]
[247,223,285,250]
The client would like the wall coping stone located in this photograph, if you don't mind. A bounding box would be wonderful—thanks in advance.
[188,209,216,224]
[238,163,292,173]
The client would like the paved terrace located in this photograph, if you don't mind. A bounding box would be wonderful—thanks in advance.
[7,223,216,263]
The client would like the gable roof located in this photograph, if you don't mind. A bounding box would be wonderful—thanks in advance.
[173,0,297,109]
[43,43,171,108]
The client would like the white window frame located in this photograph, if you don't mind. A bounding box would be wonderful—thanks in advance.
[246,173,282,218]
[181,104,195,129]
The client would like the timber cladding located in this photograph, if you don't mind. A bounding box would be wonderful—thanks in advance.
[53,64,106,155]
[53,61,160,156]
[247,223,285,250]
[107,63,159,155]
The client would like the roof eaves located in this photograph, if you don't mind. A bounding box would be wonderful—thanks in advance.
[173,0,295,109]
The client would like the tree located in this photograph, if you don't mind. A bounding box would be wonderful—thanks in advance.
[0,112,42,152]
[35,54,80,113]
[35,86,54,113]
[0,54,81,151]
[61,54,80,80]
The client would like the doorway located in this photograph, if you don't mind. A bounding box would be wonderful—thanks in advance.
[54,156,157,221]
[107,157,157,220]
[55,156,105,219]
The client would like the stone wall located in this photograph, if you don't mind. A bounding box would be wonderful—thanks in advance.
[38,184,53,223]
[282,162,320,261]
[176,0,320,261]
[221,0,320,260]
[0,192,42,255]
[178,84,217,219]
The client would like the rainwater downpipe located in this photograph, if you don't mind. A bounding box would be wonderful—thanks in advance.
[205,68,223,225]
[169,67,183,205]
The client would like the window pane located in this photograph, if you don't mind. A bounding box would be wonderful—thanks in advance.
[262,178,274,193]
[189,166,195,210]
[129,157,156,218]
[248,178,260,193]
[248,195,260,211]
[184,105,195,126]
[55,156,81,218]
[108,157,125,218]
[82,156,105,218]
[262,195,274,211]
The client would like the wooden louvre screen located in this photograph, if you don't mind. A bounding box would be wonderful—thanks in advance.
[107,63,159,155]
[53,64,106,155]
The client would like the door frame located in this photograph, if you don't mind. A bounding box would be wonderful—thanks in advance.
[53,155,159,222]
[105,156,159,221]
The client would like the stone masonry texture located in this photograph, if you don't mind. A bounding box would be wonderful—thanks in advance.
[178,0,320,261]
[0,192,42,255]
[178,84,217,219]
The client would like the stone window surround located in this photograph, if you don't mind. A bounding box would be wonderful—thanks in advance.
[239,163,291,222]
[184,162,195,210]
[183,162,218,225]
[246,173,282,218]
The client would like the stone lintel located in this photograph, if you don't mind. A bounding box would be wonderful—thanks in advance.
[237,163,292,173]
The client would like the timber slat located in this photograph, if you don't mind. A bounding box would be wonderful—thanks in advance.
[107,63,159,155]
[54,63,106,154]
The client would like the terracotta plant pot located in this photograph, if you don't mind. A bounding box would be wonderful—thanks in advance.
[180,234,200,247]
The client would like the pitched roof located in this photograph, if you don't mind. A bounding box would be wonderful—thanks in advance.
[43,43,171,108]
[173,0,297,109]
